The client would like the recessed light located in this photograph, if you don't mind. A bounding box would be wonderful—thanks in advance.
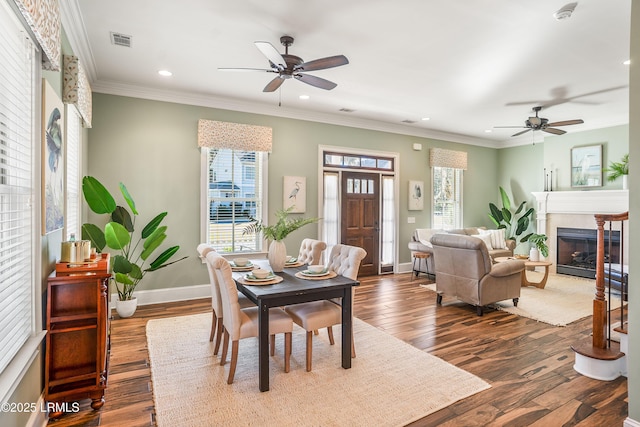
[421,117,430,121]
[484,129,493,133]
[623,59,631,65]
[299,95,310,100]
[158,70,172,77]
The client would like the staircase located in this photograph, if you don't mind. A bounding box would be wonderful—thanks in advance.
[571,212,628,380]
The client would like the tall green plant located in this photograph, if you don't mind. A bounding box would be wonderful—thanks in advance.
[81,176,187,301]
[604,153,628,182]
[243,206,319,241]
[488,186,535,243]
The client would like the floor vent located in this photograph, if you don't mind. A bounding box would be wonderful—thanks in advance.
[110,32,132,47]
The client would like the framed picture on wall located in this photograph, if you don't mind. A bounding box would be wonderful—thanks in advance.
[42,79,65,234]
[283,176,306,213]
[408,180,424,210]
[571,144,602,188]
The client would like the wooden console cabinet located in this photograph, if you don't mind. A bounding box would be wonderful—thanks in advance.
[45,271,111,416]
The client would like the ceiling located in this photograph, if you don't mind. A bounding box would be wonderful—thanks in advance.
[62,0,631,148]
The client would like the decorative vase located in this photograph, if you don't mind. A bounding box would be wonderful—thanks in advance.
[268,240,287,272]
[116,297,138,318]
[529,248,540,262]
[622,175,628,190]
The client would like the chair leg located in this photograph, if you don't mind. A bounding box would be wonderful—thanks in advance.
[284,332,291,373]
[214,317,223,355]
[227,340,239,384]
[314,330,319,335]
[436,294,443,305]
[209,311,216,342]
[476,305,484,316]
[327,326,335,345]
[306,331,313,372]
[513,297,519,307]
[270,334,275,356]
[220,328,229,365]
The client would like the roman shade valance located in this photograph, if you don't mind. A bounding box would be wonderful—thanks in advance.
[12,0,61,71]
[198,119,272,152]
[429,148,468,170]
[63,55,92,127]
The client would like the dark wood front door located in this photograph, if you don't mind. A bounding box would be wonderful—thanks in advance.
[341,172,379,276]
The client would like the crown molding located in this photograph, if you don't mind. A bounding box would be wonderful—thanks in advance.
[60,0,97,82]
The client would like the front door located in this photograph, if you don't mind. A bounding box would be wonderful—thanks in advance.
[341,172,379,276]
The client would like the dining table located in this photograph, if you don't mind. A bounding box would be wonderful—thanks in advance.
[232,259,359,392]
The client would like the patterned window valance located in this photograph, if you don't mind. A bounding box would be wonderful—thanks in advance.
[13,0,61,71]
[63,55,92,127]
[197,119,272,152]
[429,148,468,170]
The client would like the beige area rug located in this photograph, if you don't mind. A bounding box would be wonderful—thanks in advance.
[146,313,490,427]
[421,272,622,326]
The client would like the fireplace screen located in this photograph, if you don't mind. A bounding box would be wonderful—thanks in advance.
[556,227,620,279]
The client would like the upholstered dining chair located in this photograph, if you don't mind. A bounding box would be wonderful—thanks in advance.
[297,238,327,265]
[196,243,254,356]
[207,251,293,384]
[284,243,366,371]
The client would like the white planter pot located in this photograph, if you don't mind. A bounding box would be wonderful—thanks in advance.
[116,297,138,318]
[268,240,287,272]
[622,175,628,190]
[529,248,540,262]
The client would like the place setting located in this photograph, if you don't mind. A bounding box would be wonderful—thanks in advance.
[229,257,255,272]
[237,268,283,286]
[295,264,337,280]
[284,255,304,268]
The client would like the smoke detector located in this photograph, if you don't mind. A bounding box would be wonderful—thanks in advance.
[553,2,578,20]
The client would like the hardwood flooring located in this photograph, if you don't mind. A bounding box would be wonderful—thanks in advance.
[47,273,628,426]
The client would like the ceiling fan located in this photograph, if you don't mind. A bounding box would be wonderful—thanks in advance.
[495,106,584,137]
[219,35,349,92]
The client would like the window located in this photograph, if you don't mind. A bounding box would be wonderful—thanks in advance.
[0,2,44,401]
[432,166,463,229]
[204,148,265,253]
[65,105,81,240]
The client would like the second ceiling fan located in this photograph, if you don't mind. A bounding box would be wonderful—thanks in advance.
[496,106,584,137]
[219,35,349,92]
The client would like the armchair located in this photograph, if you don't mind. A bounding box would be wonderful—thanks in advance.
[430,233,525,316]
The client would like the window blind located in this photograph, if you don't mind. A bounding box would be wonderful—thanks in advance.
[65,104,81,240]
[0,2,35,375]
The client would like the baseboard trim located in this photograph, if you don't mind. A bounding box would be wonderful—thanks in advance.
[109,284,211,309]
[26,394,48,427]
[624,417,640,427]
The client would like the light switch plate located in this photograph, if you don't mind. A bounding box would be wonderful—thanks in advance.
[407,217,415,223]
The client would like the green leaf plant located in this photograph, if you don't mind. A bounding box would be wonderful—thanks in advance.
[488,186,535,244]
[604,153,629,182]
[242,206,319,241]
[527,233,549,258]
[81,176,187,301]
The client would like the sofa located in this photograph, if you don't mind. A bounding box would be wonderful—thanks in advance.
[408,227,516,279]
[430,233,525,316]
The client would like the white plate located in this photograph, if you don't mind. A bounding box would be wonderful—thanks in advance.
[285,258,298,264]
[231,261,254,268]
[244,274,276,282]
[300,270,330,277]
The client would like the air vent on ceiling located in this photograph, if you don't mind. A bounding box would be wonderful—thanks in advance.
[110,32,132,47]
[402,119,416,124]
[339,108,355,113]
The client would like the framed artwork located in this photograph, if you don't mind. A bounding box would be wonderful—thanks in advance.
[408,180,424,210]
[283,176,306,213]
[42,79,65,234]
[571,144,602,188]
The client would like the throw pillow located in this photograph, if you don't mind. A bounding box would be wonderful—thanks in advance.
[480,228,506,249]
[472,233,494,251]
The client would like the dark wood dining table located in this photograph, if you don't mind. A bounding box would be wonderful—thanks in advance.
[233,261,359,392]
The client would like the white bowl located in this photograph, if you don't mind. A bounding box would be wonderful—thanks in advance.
[307,264,325,274]
[234,257,249,267]
[252,268,270,279]
[286,255,294,262]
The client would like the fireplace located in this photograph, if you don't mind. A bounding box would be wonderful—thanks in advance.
[556,227,620,278]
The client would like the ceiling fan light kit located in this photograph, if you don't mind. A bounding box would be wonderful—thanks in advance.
[553,2,578,20]
[219,35,349,93]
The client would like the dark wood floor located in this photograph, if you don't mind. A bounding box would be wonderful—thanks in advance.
[47,273,628,426]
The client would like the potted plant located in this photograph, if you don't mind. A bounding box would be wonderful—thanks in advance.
[604,153,629,189]
[243,206,319,271]
[81,176,187,317]
[526,233,549,262]
[488,186,535,242]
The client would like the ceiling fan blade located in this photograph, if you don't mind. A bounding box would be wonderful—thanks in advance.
[547,119,584,127]
[254,41,286,70]
[295,73,337,90]
[263,76,285,92]
[494,126,526,129]
[218,67,275,72]
[543,127,566,135]
[512,129,532,137]
[297,55,349,72]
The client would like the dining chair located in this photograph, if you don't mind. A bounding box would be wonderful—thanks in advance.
[297,238,327,265]
[196,243,254,356]
[207,251,293,384]
[284,243,366,371]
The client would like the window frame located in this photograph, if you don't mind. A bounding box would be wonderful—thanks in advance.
[431,166,464,229]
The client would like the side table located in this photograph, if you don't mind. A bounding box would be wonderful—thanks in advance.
[411,252,431,281]
[494,257,553,289]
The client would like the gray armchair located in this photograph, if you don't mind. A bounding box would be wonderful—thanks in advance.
[430,233,525,316]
